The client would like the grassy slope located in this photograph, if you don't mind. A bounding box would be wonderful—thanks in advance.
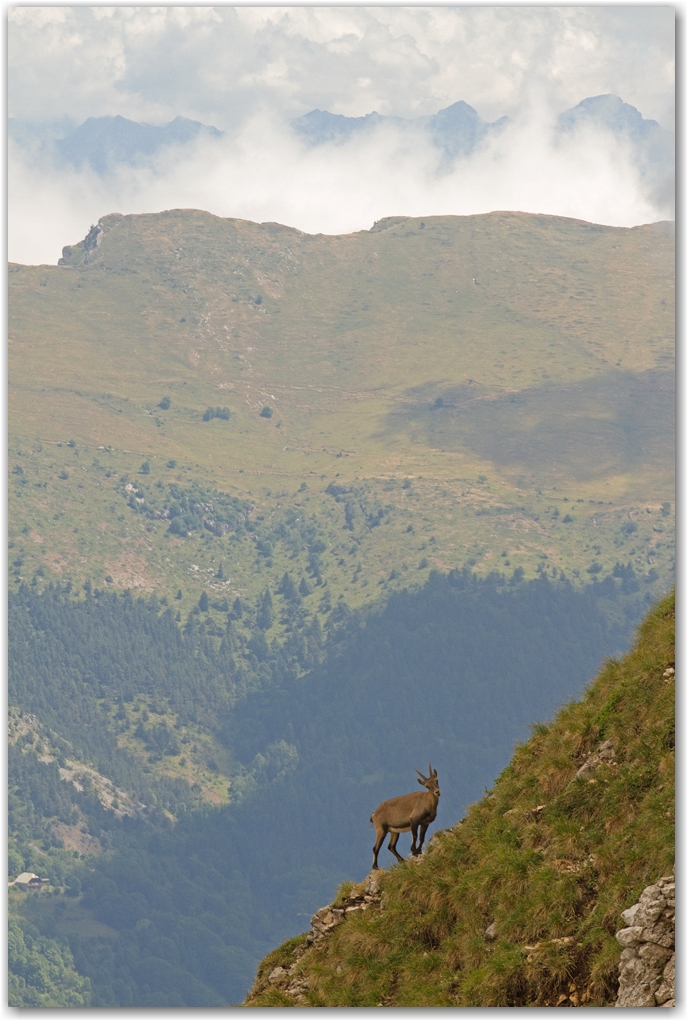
[246,590,674,1006]
[9,211,675,618]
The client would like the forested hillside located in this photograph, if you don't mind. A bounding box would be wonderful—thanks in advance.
[246,591,675,1007]
[9,569,649,1005]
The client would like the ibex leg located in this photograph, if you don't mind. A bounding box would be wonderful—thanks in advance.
[417,823,429,854]
[410,824,420,856]
[372,827,387,870]
[388,831,405,863]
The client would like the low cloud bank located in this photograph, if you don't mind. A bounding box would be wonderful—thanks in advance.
[9,107,670,266]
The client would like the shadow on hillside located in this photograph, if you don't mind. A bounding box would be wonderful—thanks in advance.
[385,368,674,482]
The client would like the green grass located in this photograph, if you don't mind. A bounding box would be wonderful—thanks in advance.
[9,211,674,617]
[245,591,674,1006]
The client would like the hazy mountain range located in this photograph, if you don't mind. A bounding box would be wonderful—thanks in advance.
[9,114,222,174]
[291,99,509,159]
[9,95,673,189]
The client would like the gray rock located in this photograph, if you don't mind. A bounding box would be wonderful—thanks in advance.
[616,926,644,947]
[642,923,675,949]
[658,879,675,901]
[484,922,498,941]
[655,955,675,1005]
[621,903,640,926]
[632,884,666,926]
[638,943,672,968]
[615,876,676,1007]
[616,954,661,1006]
[364,869,384,896]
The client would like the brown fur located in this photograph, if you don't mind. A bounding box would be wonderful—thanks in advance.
[370,765,440,869]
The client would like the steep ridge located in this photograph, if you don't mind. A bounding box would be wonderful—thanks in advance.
[245,591,674,1006]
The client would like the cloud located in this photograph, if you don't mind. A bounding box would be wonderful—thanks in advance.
[9,7,674,129]
[8,7,673,265]
[9,105,667,267]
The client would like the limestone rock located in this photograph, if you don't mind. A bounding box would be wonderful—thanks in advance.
[364,869,385,897]
[615,874,675,1007]
[655,955,675,1006]
[616,926,643,947]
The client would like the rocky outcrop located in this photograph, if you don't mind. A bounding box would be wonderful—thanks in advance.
[307,869,384,946]
[254,871,385,1005]
[615,875,675,1007]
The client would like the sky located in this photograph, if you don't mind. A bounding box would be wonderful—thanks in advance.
[8,5,676,265]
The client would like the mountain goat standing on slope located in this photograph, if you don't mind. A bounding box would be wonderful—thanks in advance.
[371,765,441,869]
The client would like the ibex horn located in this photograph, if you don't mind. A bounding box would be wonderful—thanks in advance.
[415,767,428,781]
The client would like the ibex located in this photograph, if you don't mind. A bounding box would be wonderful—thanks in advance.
[371,765,440,869]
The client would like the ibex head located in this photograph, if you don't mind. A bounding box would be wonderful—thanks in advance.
[416,763,440,797]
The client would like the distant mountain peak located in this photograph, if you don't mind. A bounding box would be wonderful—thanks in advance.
[558,94,664,139]
[557,94,673,214]
[54,114,223,174]
[292,100,509,160]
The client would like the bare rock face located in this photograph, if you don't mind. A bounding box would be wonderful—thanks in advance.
[615,875,675,1007]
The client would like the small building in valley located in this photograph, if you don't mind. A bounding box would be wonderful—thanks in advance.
[12,872,44,891]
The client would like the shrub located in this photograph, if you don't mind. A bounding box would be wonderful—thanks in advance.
[203,406,230,421]
[260,406,273,418]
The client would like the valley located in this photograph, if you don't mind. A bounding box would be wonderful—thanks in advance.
[8,208,674,1005]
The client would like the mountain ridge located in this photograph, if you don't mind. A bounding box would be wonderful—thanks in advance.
[9,208,674,620]
[9,93,673,184]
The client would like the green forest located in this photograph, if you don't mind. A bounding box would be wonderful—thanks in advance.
[9,568,652,1004]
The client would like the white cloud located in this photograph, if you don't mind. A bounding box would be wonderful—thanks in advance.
[7,7,673,266]
[8,7,675,128]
